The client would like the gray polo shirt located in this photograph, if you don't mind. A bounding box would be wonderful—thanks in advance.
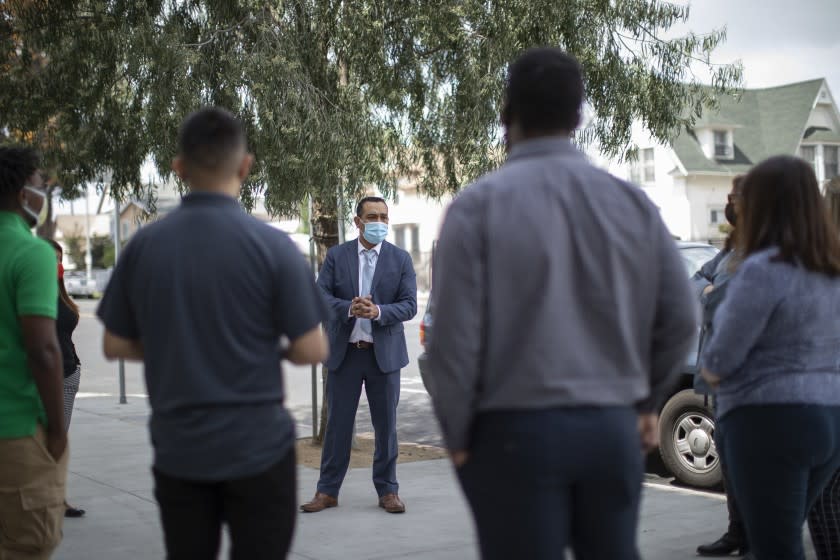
[98,192,326,481]
[427,137,697,451]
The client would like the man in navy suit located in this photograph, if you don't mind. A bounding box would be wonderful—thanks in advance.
[301,196,417,514]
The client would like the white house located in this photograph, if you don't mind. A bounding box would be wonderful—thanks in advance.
[374,177,452,290]
[602,78,840,243]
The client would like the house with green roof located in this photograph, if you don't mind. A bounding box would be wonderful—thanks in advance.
[608,78,840,243]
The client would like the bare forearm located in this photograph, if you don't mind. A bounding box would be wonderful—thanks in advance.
[285,326,329,365]
[106,341,143,361]
[103,331,144,361]
[119,341,144,361]
[28,345,65,434]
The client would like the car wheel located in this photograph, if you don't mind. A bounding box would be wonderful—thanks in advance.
[658,389,722,489]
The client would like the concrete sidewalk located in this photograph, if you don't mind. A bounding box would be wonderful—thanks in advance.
[55,397,815,559]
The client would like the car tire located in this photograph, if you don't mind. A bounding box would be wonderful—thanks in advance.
[658,389,722,489]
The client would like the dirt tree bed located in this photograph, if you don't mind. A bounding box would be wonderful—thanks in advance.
[296,435,447,468]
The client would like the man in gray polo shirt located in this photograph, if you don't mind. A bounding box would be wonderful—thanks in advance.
[427,49,697,560]
[98,108,328,559]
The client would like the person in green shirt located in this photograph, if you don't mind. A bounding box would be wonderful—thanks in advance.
[0,146,68,560]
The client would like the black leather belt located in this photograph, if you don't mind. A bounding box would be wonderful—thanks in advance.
[350,341,373,349]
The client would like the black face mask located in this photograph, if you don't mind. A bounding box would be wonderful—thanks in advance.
[725,202,737,226]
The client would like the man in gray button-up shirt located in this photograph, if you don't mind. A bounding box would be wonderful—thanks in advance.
[427,48,697,560]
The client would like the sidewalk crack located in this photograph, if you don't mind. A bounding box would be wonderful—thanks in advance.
[69,470,156,505]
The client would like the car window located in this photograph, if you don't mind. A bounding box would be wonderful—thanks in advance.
[679,247,719,277]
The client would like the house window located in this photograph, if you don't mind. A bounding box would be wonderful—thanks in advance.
[714,130,733,158]
[392,224,420,256]
[709,207,725,226]
[800,145,817,170]
[410,225,420,258]
[392,225,406,250]
[642,148,655,182]
[824,146,839,180]
[630,148,655,184]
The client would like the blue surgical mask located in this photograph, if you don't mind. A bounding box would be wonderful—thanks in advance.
[363,222,388,245]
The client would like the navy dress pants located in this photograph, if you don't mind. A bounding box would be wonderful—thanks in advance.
[317,345,400,497]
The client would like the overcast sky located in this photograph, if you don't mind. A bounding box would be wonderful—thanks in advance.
[673,0,840,97]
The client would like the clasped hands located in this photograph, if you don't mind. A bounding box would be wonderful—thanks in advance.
[351,296,379,320]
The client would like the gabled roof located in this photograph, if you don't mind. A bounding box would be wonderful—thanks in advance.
[672,79,827,174]
[119,200,148,217]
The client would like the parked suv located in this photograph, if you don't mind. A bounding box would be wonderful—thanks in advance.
[417,241,722,489]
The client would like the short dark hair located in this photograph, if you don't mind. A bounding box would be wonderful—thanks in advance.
[178,107,246,172]
[504,48,584,134]
[0,146,39,199]
[356,196,387,217]
[738,155,840,276]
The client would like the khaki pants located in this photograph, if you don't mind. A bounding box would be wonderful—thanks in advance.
[0,426,68,560]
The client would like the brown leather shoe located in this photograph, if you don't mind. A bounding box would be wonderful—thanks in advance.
[378,493,406,513]
[300,492,338,513]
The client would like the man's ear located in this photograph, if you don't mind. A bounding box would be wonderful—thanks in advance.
[238,153,254,182]
[172,156,187,181]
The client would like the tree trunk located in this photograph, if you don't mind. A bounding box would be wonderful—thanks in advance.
[311,196,339,443]
[36,184,58,240]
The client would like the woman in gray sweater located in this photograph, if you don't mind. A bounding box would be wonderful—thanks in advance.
[701,155,840,560]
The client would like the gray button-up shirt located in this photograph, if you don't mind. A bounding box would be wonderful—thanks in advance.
[427,136,697,451]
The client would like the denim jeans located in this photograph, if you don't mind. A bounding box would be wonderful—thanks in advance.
[718,405,840,560]
[457,406,644,560]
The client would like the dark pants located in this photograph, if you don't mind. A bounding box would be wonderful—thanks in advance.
[721,469,746,542]
[153,449,296,560]
[317,345,400,497]
[808,467,840,560]
[708,392,747,544]
[457,406,644,560]
[713,415,746,544]
[719,405,840,560]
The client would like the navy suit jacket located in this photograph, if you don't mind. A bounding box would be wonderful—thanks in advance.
[317,239,417,372]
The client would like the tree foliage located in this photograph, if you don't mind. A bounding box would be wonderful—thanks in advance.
[2,0,741,214]
[63,234,86,270]
[63,233,115,269]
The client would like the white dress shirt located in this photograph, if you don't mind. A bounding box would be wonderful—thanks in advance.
[348,239,382,343]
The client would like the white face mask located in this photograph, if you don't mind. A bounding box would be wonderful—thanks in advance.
[21,186,48,228]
